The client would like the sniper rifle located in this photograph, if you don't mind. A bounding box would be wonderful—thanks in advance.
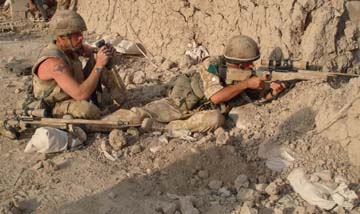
[3,109,140,139]
[225,47,359,88]
[225,58,359,89]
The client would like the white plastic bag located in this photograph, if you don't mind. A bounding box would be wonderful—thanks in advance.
[24,127,86,154]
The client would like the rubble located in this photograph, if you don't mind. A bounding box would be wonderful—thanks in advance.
[287,168,358,211]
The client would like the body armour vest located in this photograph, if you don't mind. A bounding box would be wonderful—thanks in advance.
[169,56,262,113]
[32,42,84,106]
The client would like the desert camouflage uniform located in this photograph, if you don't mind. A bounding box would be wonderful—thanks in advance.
[32,41,127,119]
[104,57,227,132]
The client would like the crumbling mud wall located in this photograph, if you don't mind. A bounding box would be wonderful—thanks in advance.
[79,0,359,73]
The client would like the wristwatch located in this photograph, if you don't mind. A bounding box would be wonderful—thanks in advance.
[95,67,103,73]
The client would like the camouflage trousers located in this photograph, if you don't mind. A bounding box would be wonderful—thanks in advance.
[103,98,225,133]
[52,100,101,119]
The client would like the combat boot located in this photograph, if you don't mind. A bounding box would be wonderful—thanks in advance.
[141,118,166,132]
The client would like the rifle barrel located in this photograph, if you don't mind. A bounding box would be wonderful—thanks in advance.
[39,118,138,126]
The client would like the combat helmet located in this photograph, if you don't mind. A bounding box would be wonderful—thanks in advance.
[50,10,87,37]
[224,35,260,64]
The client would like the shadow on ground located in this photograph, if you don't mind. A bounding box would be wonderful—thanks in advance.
[55,143,268,214]
[54,107,317,213]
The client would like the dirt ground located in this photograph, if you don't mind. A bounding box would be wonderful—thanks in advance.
[0,29,359,214]
[1,6,360,214]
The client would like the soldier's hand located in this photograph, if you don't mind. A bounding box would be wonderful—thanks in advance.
[270,81,287,96]
[104,44,116,57]
[245,76,267,90]
[95,46,110,68]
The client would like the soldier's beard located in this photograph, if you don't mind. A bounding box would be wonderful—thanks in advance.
[66,41,83,52]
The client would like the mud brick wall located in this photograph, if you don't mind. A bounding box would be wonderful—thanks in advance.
[78,0,360,73]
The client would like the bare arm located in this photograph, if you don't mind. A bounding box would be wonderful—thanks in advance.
[210,76,267,104]
[37,46,110,100]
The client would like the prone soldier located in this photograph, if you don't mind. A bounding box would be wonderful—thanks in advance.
[104,35,287,132]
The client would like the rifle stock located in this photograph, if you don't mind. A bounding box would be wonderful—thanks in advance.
[4,110,140,139]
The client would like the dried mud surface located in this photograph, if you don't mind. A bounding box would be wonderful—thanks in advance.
[79,0,360,73]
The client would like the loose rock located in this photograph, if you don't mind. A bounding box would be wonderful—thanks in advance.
[255,184,267,193]
[179,196,199,214]
[150,145,162,154]
[132,71,146,84]
[214,127,231,145]
[109,129,127,151]
[198,170,209,179]
[130,145,142,154]
[240,204,258,214]
[265,181,281,196]
[208,180,223,190]
[219,187,232,198]
[234,174,250,190]
[237,188,257,202]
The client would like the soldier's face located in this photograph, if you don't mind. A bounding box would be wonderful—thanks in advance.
[68,32,84,49]
[240,62,254,69]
